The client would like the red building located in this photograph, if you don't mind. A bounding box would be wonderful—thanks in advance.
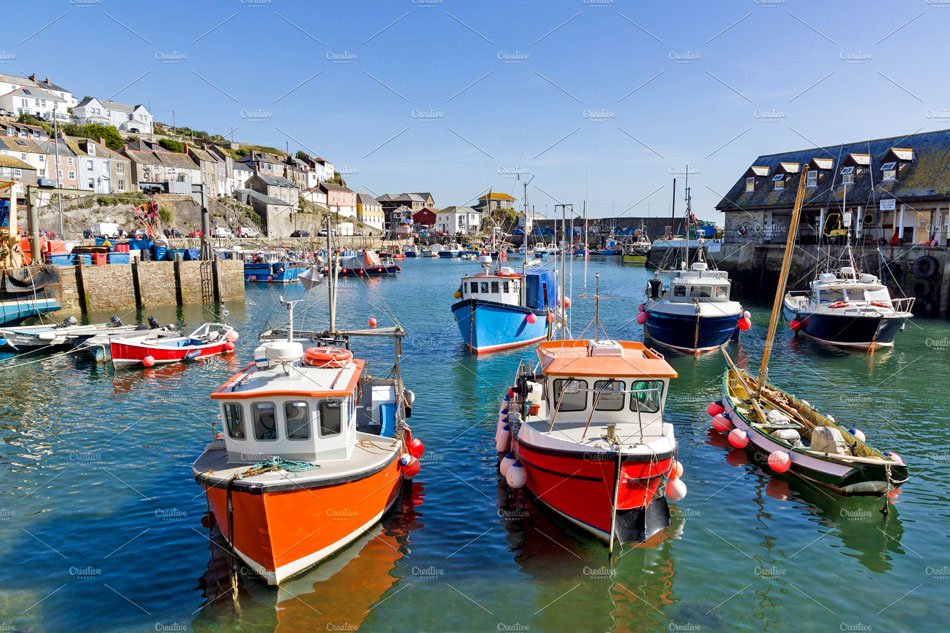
[413,207,437,227]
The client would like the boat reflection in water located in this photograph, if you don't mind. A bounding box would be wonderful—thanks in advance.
[497,478,684,632]
[192,481,424,632]
[705,428,905,574]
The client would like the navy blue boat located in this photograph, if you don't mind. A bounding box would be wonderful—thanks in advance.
[641,262,745,354]
[451,260,559,354]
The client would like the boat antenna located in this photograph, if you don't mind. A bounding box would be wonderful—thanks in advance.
[326,214,336,332]
[594,272,601,338]
[756,165,809,397]
[280,296,301,341]
[683,166,690,269]
[584,152,590,293]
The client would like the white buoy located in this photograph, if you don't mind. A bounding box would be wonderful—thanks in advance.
[495,425,510,453]
[500,452,516,477]
[506,461,527,488]
[848,428,866,442]
[666,478,687,501]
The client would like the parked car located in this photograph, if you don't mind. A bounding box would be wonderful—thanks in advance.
[290,230,310,237]
[237,226,261,238]
[211,227,233,238]
[317,229,328,237]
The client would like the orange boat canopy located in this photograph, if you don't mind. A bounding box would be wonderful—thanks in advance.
[536,339,678,379]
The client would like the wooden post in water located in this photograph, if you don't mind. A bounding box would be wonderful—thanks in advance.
[174,252,184,306]
[131,256,143,309]
[756,166,809,397]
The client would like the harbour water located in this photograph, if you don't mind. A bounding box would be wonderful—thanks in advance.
[1,257,947,632]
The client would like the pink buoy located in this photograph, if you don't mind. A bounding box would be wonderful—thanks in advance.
[728,428,749,448]
[707,401,724,416]
[636,311,647,324]
[790,319,801,331]
[369,317,378,328]
[672,461,684,479]
[885,451,903,464]
[224,341,235,351]
[267,275,273,282]
[638,303,645,312]
[564,297,571,308]
[768,451,792,473]
[546,312,555,323]
[248,275,257,281]
[525,313,537,324]
[737,317,751,331]
[712,414,731,433]
[226,330,239,342]
[742,311,752,320]
[142,355,156,368]
[666,478,687,501]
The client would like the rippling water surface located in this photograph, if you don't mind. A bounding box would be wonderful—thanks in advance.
[1,257,947,632]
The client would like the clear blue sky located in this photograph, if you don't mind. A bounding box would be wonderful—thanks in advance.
[6,0,950,221]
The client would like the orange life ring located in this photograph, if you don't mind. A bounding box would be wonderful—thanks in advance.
[870,301,890,308]
[304,346,353,367]
[828,301,850,309]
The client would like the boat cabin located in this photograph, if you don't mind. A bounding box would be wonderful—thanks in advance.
[808,268,893,306]
[211,341,399,464]
[649,262,732,302]
[460,266,558,309]
[527,340,678,442]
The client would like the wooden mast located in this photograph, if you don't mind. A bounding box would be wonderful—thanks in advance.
[755,165,809,397]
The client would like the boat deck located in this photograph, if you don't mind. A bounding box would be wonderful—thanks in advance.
[193,431,399,490]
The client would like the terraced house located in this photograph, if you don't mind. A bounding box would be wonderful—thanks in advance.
[716,129,950,247]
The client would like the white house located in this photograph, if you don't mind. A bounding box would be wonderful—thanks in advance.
[71,138,112,193]
[73,97,153,134]
[0,73,76,109]
[233,161,253,192]
[0,86,68,121]
[437,206,481,235]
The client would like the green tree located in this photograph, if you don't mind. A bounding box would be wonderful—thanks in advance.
[296,150,311,161]
[159,138,186,153]
[330,171,346,186]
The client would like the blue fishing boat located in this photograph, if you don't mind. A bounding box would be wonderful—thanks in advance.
[451,257,560,354]
[438,243,462,258]
[0,266,62,326]
[641,261,745,354]
[244,261,307,283]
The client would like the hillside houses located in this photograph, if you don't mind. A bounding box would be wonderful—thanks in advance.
[73,98,153,134]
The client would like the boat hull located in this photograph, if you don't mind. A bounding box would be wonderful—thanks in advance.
[0,297,61,327]
[197,452,403,585]
[621,254,648,266]
[110,339,231,366]
[644,310,739,354]
[783,305,907,350]
[719,370,908,495]
[451,298,550,353]
[244,263,307,283]
[335,265,400,277]
[438,251,460,258]
[515,438,673,543]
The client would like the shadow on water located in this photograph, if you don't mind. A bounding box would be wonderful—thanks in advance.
[191,481,425,633]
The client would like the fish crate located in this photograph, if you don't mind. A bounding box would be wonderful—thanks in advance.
[93,253,109,266]
[108,253,131,264]
[45,254,74,266]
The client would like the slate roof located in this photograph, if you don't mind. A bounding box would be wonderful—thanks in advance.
[320,182,353,193]
[716,128,950,212]
[254,174,296,187]
[357,193,378,205]
[2,86,64,102]
[239,188,293,206]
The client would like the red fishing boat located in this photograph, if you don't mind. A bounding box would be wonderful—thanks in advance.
[498,279,686,548]
[192,302,422,585]
[110,322,237,367]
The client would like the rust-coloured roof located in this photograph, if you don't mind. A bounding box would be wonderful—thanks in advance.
[536,340,678,379]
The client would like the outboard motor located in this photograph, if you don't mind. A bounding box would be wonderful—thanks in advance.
[63,316,78,326]
[110,316,124,326]
[147,316,160,329]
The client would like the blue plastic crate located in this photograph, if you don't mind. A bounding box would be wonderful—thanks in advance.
[108,253,130,264]
[72,253,92,265]
[183,248,200,261]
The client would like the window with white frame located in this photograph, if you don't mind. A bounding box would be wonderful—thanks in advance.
[881,162,897,181]
[841,166,855,185]
[68,171,75,180]
[806,170,818,188]
[772,173,785,190]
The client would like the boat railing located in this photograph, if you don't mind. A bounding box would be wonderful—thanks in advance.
[891,296,915,313]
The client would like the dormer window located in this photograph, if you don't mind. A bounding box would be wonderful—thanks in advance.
[772,173,785,190]
[745,176,755,193]
[841,166,855,185]
[806,170,817,188]
[881,161,897,182]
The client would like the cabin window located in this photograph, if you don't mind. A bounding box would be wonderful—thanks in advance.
[806,171,817,188]
[491,281,499,293]
[715,285,728,299]
[252,402,278,440]
[818,289,846,304]
[673,285,686,298]
[284,402,311,440]
[503,281,510,293]
[552,379,588,412]
[745,176,755,193]
[690,285,713,298]
[593,380,625,411]
[881,162,897,181]
[319,401,343,437]
[223,403,245,439]
[470,281,478,293]
[481,282,489,293]
[630,380,663,414]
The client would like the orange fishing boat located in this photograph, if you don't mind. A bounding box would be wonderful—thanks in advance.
[192,302,422,585]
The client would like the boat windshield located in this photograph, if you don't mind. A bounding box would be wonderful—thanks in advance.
[818,289,847,303]
[862,288,892,303]
[630,380,663,413]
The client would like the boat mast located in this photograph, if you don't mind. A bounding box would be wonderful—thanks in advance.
[584,152,589,293]
[326,215,336,332]
[683,166,690,269]
[756,165,809,397]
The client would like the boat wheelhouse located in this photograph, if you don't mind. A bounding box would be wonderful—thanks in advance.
[783,265,913,350]
[451,258,559,353]
[642,261,745,354]
[502,338,683,545]
[438,243,461,258]
[192,327,419,585]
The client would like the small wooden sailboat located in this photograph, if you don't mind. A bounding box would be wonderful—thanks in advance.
[110,322,237,367]
[499,276,685,547]
[193,236,422,585]
[713,165,908,499]
[783,246,913,350]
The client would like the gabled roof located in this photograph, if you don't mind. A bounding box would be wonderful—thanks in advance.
[884,147,915,162]
[253,174,296,187]
[479,192,516,201]
[440,205,478,214]
[2,86,64,102]
[410,192,433,201]
[744,165,771,178]
[716,128,950,211]
[238,188,293,206]
[776,162,800,174]
[357,192,378,205]
[0,137,46,154]
[0,155,35,170]
[809,157,834,170]
[320,182,353,193]
[157,151,200,170]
